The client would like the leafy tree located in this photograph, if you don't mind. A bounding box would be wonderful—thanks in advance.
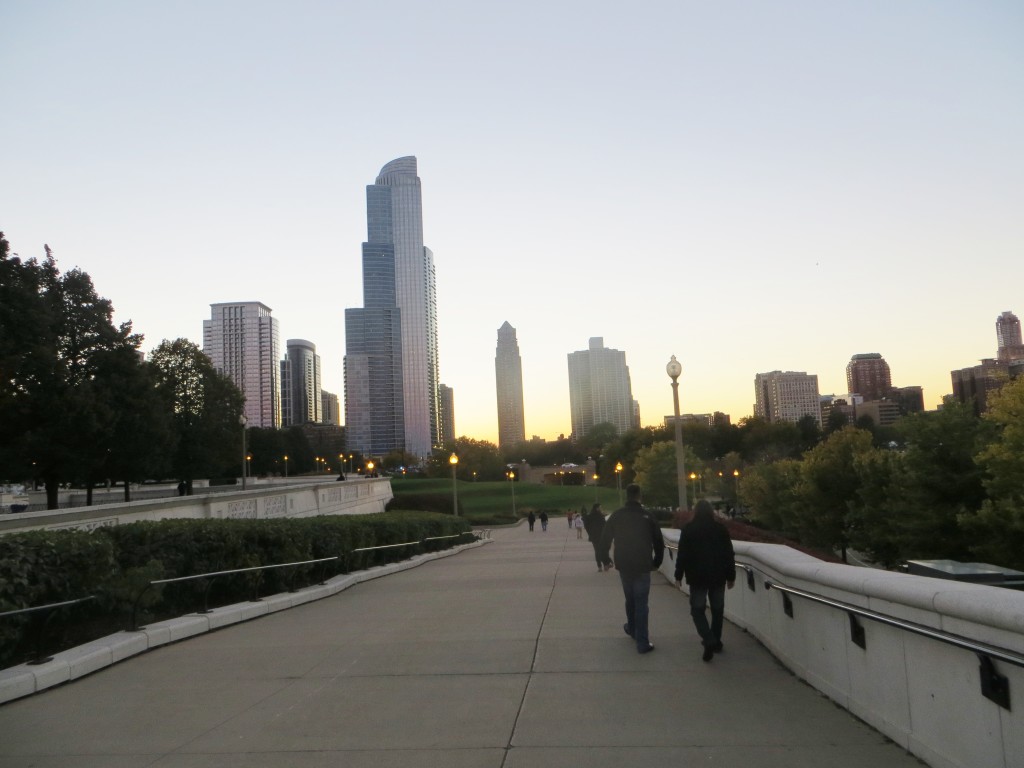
[891,401,989,561]
[967,378,1024,569]
[0,239,144,507]
[150,338,244,491]
[846,447,904,567]
[793,427,876,562]
[632,440,700,509]
[738,417,803,463]
[741,459,803,536]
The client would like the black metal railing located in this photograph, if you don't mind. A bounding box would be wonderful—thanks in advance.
[3,530,481,662]
[0,596,97,665]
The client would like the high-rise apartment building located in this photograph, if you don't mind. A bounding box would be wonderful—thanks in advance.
[754,370,822,427]
[345,156,440,457]
[846,353,892,401]
[438,384,455,448]
[567,337,636,439]
[203,302,281,428]
[996,311,1024,362]
[280,339,321,427]
[495,321,526,450]
[321,390,340,426]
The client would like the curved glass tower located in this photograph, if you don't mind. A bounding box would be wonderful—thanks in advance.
[345,157,439,458]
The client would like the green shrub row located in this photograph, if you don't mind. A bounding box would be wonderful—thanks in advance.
[0,512,471,669]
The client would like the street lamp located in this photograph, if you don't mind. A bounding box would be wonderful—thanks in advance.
[366,460,375,477]
[246,453,252,480]
[507,469,517,517]
[283,455,289,478]
[666,355,687,511]
[689,471,699,504]
[733,469,741,510]
[615,461,623,506]
[449,453,459,516]
[239,414,248,490]
[593,473,599,503]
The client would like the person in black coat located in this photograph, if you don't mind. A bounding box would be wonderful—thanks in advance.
[584,503,612,572]
[674,499,736,662]
[598,484,664,654]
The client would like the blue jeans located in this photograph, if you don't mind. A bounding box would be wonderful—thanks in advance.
[619,571,652,650]
[689,584,725,647]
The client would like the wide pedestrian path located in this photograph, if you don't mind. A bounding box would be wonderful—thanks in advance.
[0,522,925,767]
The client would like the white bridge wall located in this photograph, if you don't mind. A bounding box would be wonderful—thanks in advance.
[660,530,1024,768]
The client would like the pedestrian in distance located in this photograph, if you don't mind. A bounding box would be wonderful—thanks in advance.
[527,511,536,532]
[674,499,736,662]
[584,503,613,571]
[567,509,573,528]
[573,510,584,538]
[539,510,549,531]
[598,484,664,654]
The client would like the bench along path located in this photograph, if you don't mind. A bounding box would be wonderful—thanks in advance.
[0,523,924,768]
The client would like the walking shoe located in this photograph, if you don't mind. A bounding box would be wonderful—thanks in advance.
[623,623,634,638]
[638,643,655,654]
[713,641,724,653]
[702,645,714,662]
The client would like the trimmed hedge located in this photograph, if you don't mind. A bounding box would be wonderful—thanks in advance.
[0,512,471,669]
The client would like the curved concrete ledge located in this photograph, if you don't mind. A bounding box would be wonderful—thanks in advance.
[0,478,394,535]
[0,538,490,705]
[660,529,1024,768]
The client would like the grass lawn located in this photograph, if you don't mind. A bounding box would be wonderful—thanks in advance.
[389,477,623,525]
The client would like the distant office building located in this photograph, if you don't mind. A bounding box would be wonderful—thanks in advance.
[951,359,1012,415]
[567,337,637,439]
[889,386,924,415]
[345,156,439,457]
[754,371,822,427]
[846,353,892,401]
[495,321,526,450]
[280,339,321,428]
[665,413,714,428]
[857,399,903,428]
[203,302,281,428]
[996,311,1024,362]
[321,390,340,426]
[438,383,455,448]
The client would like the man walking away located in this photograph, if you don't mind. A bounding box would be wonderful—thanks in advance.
[598,484,664,654]
[584,503,612,572]
[674,499,735,662]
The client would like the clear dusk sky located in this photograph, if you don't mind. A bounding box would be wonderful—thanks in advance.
[2,1,1022,445]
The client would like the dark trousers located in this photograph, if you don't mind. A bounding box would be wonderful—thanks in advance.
[619,571,652,650]
[689,584,726,647]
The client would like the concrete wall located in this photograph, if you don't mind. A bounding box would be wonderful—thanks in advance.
[0,478,394,535]
[660,530,1024,768]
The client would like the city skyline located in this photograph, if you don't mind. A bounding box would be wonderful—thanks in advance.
[2,3,1022,445]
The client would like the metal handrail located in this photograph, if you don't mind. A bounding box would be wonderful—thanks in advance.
[130,556,339,630]
[131,531,476,629]
[752,569,1024,669]
[0,595,97,665]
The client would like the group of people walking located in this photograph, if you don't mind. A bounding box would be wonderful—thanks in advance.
[527,485,735,660]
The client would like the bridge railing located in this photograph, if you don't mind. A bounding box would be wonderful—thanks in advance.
[661,530,1023,768]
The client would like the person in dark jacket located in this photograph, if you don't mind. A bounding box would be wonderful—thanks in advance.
[598,484,664,654]
[674,499,736,662]
[584,503,612,572]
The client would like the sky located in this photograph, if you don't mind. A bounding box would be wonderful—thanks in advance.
[2,1,1022,445]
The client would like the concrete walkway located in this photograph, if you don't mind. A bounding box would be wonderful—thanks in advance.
[0,523,926,767]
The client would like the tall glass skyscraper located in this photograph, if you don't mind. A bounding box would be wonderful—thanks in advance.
[280,339,322,427]
[495,321,526,449]
[345,157,439,457]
